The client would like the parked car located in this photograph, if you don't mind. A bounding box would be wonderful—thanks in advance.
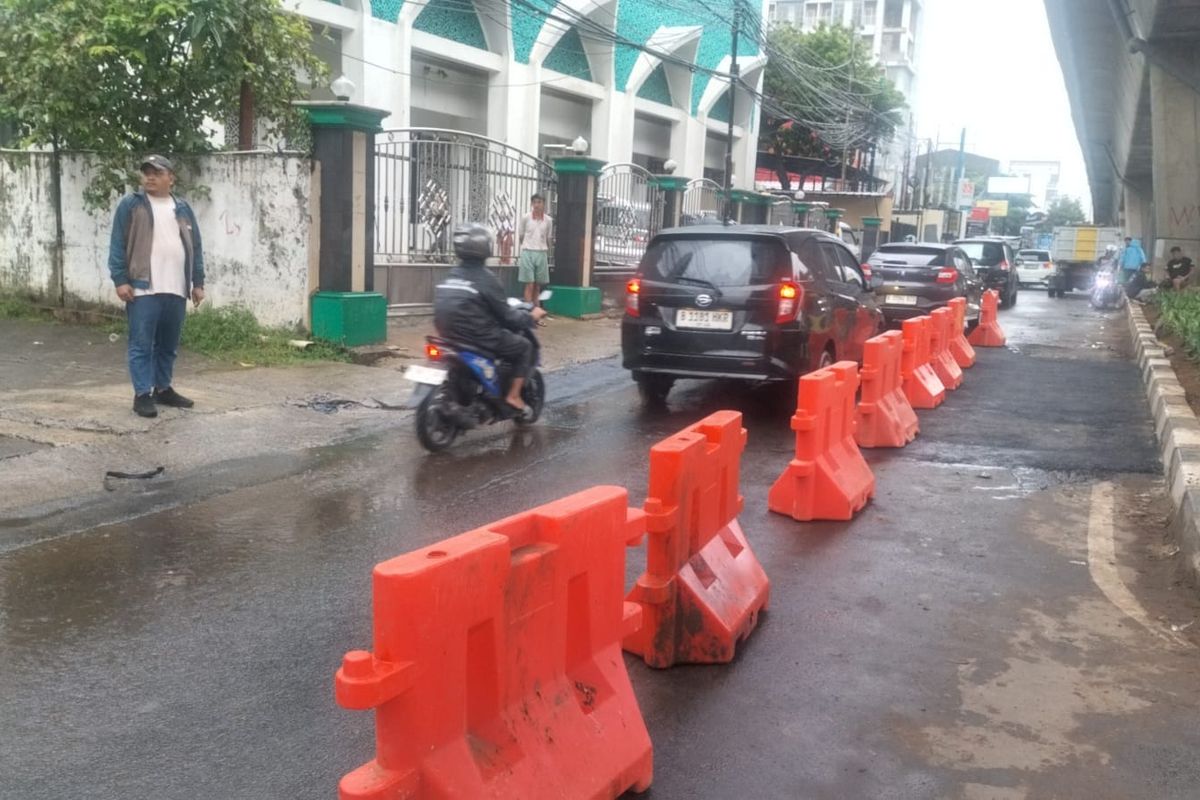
[954,237,1020,308]
[621,226,883,405]
[1017,248,1054,287]
[867,242,983,327]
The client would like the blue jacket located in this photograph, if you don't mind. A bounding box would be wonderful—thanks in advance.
[1120,240,1147,270]
[107,191,205,291]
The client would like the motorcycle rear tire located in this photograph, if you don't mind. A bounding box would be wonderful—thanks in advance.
[416,387,460,452]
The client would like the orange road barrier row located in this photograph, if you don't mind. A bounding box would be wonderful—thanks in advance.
[855,331,919,448]
[946,297,977,368]
[624,411,770,669]
[769,362,875,521]
[967,289,1007,347]
[335,486,654,800]
[900,316,947,409]
[928,307,964,390]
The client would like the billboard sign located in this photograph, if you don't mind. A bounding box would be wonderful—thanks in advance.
[956,179,975,210]
[975,199,1010,217]
[987,176,1032,195]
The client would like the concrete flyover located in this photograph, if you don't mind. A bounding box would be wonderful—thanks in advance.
[1045,0,1200,269]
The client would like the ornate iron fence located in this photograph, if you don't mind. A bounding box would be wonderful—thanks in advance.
[594,162,662,273]
[374,128,557,305]
[681,178,724,225]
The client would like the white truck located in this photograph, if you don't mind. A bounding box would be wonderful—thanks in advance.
[1047,226,1123,298]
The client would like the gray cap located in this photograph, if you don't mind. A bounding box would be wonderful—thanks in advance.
[140,154,174,173]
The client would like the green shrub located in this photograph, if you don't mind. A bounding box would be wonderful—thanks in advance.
[1158,291,1200,355]
[180,305,349,365]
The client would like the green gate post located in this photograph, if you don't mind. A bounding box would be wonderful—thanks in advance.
[653,174,691,229]
[861,216,884,261]
[793,202,811,228]
[547,156,606,318]
[824,207,846,235]
[296,101,389,345]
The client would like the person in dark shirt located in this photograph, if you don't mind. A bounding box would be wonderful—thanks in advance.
[1125,263,1155,301]
[1163,246,1194,290]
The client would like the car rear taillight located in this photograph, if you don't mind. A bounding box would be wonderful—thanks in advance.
[1044,261,1052,270]
[860,263,873,281]
[776,281,803,324]
[936,268,958,284]
[998,259,1011,271]
[625,278,641,317]
[425,343,442,360]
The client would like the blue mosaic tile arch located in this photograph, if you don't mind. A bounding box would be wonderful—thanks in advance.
[370,0,401,23]
[512,0,556,63]
[709,89,730,123]
[613,0,759,114]
[543,27,593,80]
[636,63,672,105]
[413,0,489,50]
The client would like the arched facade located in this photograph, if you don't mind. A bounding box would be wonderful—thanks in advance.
[290,0,766,188]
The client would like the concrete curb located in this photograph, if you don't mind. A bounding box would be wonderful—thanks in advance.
[1126,301,1200,586]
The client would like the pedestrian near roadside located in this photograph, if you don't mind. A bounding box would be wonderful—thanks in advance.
[1119,236,1147,284]
[518,193,553,305]
[107,155,206,418]
[1163,246,1194,291]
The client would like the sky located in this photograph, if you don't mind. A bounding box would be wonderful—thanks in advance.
[912,0,1092,215]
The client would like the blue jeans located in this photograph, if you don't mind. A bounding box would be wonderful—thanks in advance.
[126,294,186,396]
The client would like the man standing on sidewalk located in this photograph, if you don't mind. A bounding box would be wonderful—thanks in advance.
[517,193,552,305]
[107,155,206,418]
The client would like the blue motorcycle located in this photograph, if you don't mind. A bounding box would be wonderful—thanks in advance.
[405,297,548,453]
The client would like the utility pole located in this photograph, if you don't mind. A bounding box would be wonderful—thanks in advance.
[954,128,968,236]
[723,0,740,221]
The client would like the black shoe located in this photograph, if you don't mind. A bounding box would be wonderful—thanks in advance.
[154,387,194,408]
[133,394,158,418]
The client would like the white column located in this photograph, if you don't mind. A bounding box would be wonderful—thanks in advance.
[490,61,540,154]
[361,18,409,127]
[681,116,708,180]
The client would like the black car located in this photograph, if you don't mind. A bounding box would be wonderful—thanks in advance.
[621,226,883,405]
[955,238,1020,308]
[868,242,983,327]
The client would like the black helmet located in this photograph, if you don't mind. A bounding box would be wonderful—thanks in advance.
[452,223,492,262]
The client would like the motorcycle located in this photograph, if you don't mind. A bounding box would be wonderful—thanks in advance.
[405,293,550,453]
[1089,268,1125,310]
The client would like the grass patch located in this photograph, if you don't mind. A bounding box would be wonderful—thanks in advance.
[0,293,52,320]
[1157,291,1200,355]
[179,306,350,365]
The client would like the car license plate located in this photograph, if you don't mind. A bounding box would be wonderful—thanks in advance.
[886,294,918,306]
[404,364,448,385]
[676,309,734,330]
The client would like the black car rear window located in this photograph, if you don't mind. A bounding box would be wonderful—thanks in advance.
[958,241,1004,266]
[870,247,945,267]
[643,237,786,286]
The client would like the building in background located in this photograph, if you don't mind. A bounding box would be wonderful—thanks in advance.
[766,0,923,194]
[289,0,766,188]
[1006,160,1061,210]
[913,148,1001,209]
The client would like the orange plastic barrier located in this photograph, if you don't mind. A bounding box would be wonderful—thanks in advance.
[335,486,653,800]
[624,411,770,668]
[928,307,964,390]
[967,289,1006,347]
[768,361,875,521]
[947,297,977,368]
[900,316,947,409]
[855,331,919,448]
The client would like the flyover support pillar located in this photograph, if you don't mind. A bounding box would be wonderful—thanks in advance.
[1151,53,1200,276]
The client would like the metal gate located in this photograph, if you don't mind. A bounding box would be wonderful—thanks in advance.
[374,128,557,306]
[767,198,796,227]
[594,162,662,273]
[681,178,723,225]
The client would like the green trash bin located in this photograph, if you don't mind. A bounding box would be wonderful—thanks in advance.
[311,291,387,347]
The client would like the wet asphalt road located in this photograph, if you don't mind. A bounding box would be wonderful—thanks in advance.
[4,291,1200,799]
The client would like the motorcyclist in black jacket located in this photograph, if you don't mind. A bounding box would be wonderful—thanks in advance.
[434,223,547,414]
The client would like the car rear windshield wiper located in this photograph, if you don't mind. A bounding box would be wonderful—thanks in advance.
[670,275,724,298]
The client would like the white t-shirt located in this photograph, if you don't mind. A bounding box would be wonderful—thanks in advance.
[519,214,553,252]
[134,195,187,298]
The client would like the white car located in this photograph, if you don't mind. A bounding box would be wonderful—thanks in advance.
[1017,248,1054,287]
